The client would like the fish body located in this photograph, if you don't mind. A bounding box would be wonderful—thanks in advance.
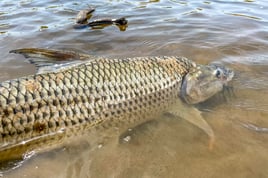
[0,56,193,148]
[0,48,234,163]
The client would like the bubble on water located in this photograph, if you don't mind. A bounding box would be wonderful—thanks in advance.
[123,136,131,142]
[23,151,35,160]
[98,144,103,149]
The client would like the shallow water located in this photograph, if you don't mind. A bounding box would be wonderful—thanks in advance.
[1,0,268,177]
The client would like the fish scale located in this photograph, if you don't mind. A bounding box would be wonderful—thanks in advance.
[0,56,193,154]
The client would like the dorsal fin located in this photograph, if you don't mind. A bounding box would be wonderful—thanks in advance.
[9,48,93,61]
[10,48,93,74]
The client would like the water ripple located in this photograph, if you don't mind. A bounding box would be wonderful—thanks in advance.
[225,12,262,20]
[241,122,268,133]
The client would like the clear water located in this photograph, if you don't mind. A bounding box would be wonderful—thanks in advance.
[1,0,268,177]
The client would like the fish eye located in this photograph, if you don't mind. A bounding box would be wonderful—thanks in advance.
[215,69,221,78]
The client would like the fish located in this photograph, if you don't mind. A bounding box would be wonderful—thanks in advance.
[0,48,234,165]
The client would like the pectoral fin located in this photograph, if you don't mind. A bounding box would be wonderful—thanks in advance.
[167,100,215,150]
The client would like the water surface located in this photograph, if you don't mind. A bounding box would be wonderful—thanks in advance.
[1,0,268,177]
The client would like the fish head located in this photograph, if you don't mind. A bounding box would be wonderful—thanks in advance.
[181,64,234,104]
